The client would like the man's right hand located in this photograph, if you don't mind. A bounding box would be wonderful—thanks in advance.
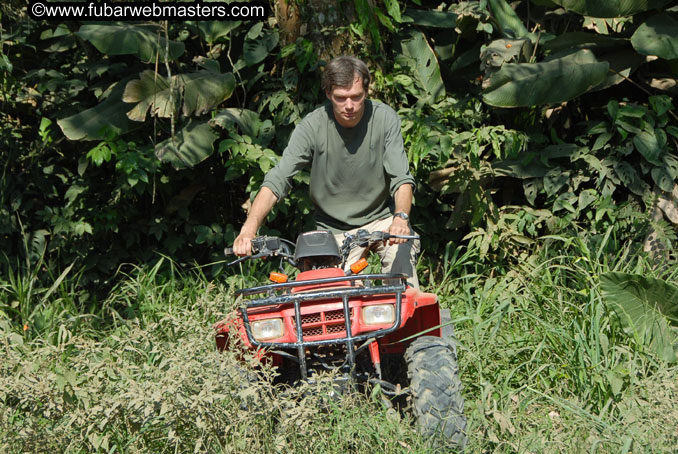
[233,231,255,256]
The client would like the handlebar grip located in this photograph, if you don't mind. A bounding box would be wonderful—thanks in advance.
[224,247,235,256]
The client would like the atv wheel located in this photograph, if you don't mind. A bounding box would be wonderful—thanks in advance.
[405,336,467,448]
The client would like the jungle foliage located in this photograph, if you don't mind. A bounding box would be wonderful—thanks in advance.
[2,0,678,278]
[2,0,678,452]
[1,0,677,341]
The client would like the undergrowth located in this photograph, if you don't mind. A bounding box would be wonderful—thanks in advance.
[1,236,677,453]
[431,235,678,453]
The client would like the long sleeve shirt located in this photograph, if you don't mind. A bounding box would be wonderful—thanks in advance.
[262,100,415,233]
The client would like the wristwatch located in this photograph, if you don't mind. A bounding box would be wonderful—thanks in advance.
[393,212,409,221]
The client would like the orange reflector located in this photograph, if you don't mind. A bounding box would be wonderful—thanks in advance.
[269,272,288,283]
[350,258,369,274]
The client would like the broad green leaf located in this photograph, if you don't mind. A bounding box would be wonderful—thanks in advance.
[613,160,649,195]
[600,272,678,363]
[631,14,678,60]
[243,28,278,66]
[210,108,261,137]
[651,167,674,192]
[492,159,550,178]
[375,9,396,32]
[553,192,576,212]
[605,369,624,396]
[402,9,457,27]
[123,70,235,121]
[384,0,402,23]
[122,70,173,121]
[400,31,445,103]
[481,39,533,69]
[649,95,673,117]
[523,178,542,205]
[191,21,241,44]
[551,0,671,18]
[664,154,678,179]
[542,32,625,54]
[543,169,569,197]
[180,71,235,117]
[633,129,664,165]
[593,132,613,151]
[64,185,85,205]
[482,49,608,107]
[540,143,580,160]
[487,0,530,38]
[155,121,217,170]
[57,80,134,141]
[578,188,598,210]
[76,24,184,62]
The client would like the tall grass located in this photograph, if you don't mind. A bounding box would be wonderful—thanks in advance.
[0,259,433,454]
[1,237,677,453]
[435,234,678,453]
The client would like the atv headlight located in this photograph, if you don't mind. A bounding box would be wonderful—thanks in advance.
[362,304,395,325]
[251,318,284,341]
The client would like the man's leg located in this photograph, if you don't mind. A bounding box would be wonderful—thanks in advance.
[333,228,368,270]
[333,218,420,289]
[372,218,420,289]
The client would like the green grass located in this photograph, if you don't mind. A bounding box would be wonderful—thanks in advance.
[434,236,678,453]
[1,238,677,453]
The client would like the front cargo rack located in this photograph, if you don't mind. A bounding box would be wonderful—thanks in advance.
[238,273,408,379]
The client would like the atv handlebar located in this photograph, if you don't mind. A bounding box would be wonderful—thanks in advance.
[341,229,419,248]
[224,229,419,269]
[339,229,419,264]
[223,236,296,267]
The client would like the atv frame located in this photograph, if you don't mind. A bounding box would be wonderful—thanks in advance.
[214,230,466,446]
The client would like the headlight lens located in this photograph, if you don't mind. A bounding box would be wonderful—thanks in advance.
[362,304,395,325]
[251,318,284,341]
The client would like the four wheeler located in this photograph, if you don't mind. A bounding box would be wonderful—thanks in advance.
[214,229,466,447]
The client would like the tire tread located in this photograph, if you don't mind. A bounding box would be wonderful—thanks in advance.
[405,335,467,448]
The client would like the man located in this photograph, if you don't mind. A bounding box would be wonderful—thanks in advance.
[233,56,420,288]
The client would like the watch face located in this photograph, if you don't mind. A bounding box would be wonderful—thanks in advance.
[394,212,408,220]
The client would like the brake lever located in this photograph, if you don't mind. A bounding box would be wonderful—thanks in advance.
[383,233,420,241]
[226,251,268,267]
[225,250,297,268]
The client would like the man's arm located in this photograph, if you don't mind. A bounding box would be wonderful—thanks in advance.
[232,114,316,255]
[388,183,413,245]
[233,187,278,256]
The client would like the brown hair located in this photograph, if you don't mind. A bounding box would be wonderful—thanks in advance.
[322,56,370,93]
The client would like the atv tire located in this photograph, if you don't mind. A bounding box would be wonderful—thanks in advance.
[405,336,467,448]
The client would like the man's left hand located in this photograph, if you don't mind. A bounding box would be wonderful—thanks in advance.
[387,216,410,245]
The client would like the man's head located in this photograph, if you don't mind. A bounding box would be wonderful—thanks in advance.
[322,56,370,128]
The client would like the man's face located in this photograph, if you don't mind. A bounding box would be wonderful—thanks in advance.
[326,75,366,128]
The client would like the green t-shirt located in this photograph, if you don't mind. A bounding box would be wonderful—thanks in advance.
[262,100,415,232]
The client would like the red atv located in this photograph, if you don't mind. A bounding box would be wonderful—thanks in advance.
[215,229,466,446]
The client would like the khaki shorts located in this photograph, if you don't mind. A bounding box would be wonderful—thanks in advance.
[333,217,420,289]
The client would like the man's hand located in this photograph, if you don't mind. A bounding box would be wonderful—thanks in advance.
[233,229,255,256]
[387,216,410,245]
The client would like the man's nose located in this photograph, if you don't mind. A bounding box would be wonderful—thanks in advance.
[345,99,354,110]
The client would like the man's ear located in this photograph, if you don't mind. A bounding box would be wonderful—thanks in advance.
[325,89,331,100]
